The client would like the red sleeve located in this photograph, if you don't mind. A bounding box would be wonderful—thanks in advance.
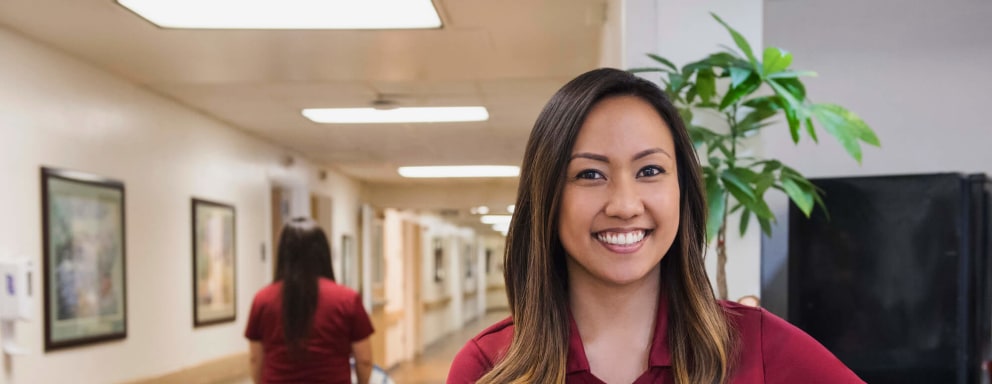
[349,294,374,342]
[447,339,492,384]
[760,309,864,384]
[244,292,264,341]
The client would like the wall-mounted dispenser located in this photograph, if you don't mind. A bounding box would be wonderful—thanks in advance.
[0,258,35,355]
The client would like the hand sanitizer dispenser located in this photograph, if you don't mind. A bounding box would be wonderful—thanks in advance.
[0,258,35,355]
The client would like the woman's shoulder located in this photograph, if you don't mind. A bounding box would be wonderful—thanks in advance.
[470,316,515,355]
[318,278,358,295]
[447,316,514,383]
[252,282,282,300]
[718,300,865,383]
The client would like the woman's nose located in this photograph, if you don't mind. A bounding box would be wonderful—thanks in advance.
[603,176,644,219]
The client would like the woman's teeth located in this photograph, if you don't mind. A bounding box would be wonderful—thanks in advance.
[596,230,645,246]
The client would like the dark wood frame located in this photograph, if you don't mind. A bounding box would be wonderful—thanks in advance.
[41,167,127,351]
[191,198,237,327]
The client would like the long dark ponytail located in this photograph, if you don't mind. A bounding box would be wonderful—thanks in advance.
[274,217,335,356]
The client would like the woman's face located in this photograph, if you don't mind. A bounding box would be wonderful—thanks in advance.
[558,95,680,287]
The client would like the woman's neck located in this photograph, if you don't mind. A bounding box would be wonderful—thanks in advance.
[568,263,661,383]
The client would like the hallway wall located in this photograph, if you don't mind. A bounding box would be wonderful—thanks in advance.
[0,26,363,384]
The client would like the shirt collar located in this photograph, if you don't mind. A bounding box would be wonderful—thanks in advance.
[565,289,672,374]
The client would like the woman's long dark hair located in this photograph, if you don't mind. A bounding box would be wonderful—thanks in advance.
[274,217,335,356]
[478,68,736,383]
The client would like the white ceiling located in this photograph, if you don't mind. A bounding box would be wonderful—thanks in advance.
[0,0,606,193]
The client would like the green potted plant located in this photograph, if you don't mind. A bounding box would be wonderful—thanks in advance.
[631,13,880,300]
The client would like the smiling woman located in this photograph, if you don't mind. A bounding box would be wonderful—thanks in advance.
[446,68,864,384]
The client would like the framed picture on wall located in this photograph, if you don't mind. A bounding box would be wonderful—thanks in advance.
[41,167,127,351]
[192,198,237,327]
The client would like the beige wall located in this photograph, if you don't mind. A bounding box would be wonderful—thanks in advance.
[0,27,363,384]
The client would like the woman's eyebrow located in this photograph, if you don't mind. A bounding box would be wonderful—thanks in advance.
[634,147,672,160]
[570,152,609,163]
[569,148,672,163]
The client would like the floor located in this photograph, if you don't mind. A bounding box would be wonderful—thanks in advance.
[223,311,509,384]
[386,311,508,384]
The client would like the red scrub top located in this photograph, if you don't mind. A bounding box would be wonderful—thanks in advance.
[245,278,374,384]
[448,297,863,383]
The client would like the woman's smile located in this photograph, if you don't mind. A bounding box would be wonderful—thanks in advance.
[594,229,653,253]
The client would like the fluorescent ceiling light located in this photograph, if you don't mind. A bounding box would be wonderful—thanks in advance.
[480,215,512,225]
[117,0,442,30]
[492,222,510,232]
[398,166,519,178]
[303,107,488,124]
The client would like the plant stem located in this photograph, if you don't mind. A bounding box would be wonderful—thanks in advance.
[716,107,739,301]
[716,210,728,300]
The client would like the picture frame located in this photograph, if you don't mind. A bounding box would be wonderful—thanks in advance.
[41,167,127,351]
[192,198,236,327]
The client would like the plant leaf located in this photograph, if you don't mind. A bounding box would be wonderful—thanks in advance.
[784,103,801,144]
[757,217,773,236]
[742,95,784,112]
[780,177,814,217]
[767,80,801,109]
[810,103,880,163]
[678,107,694,124]
[769,77,807,101]
[758,159,783,174]
[738,191,775,220]
[738,104,778,134]
[705,174,727,243]
[729,67,752,88]
[668,72,686,92]
[647,53,678,72]
[762,47,793,77]
[696,68,717,104]
[686,85,698,104]
[711,13,758,70]
[767,70,818,79]
[804,118,819,143]
[728,167,760,182]
[739,208,752,237]
[719,73,761,110]
[721,170,756,201]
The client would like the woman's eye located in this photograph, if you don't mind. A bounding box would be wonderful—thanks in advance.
[576,169,604,180]
[637,166,664,178]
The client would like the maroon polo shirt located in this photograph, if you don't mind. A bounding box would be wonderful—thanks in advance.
[245,278,374,384]
[448,295,863,383]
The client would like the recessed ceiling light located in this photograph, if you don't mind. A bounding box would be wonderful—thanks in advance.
[480,215,512,225]
[303,107,488,124]
[506,204,515,214]
[117,0,442,30]
[492,222,510,233]
[398,166,519,178]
